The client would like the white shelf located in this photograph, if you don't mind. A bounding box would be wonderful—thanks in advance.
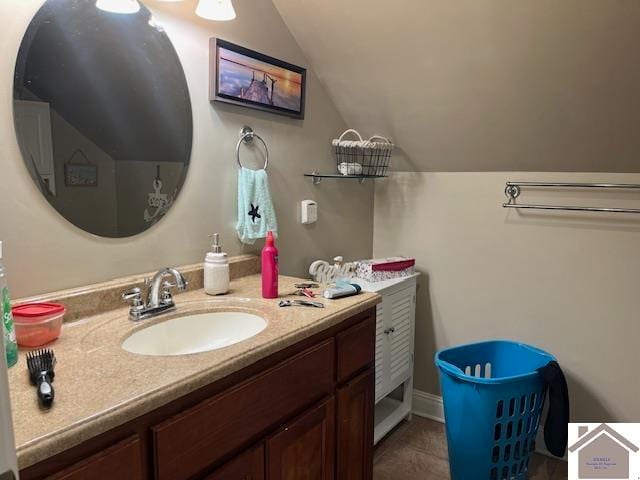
[374,396,412,445]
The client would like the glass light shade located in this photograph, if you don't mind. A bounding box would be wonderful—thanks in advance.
[195,0,236,21]
[95,0,141,14]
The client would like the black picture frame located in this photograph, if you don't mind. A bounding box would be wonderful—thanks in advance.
[210,38,306,119]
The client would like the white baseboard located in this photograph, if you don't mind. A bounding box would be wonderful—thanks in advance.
[412,389,444,422]
[411,389,566,461]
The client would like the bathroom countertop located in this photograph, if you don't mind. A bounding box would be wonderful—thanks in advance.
[8,274,380,469]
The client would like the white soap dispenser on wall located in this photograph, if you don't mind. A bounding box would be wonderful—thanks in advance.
[204,234,229,295]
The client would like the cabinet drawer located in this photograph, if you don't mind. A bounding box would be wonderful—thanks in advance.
[49,436,143,480]
[204,443,264,480]
[336,316,375,383]
[153,339,335,480]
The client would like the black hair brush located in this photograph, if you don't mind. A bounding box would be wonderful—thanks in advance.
[26,349,56,409]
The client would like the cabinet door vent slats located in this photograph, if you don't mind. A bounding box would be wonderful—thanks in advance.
[390,351,410,370]
[391,311,411,327]
[390,349,411,378]
[375,304,386,402]
[390,304,411,319]
[390,330,410,344]
[390,326,411,341]
[376,303,385,325]
[389,291,413,385]
[390,296,412,314]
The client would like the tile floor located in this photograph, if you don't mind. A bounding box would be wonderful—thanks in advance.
[373,416,568,480]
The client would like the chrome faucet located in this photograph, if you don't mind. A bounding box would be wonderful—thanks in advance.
[122,267,188,321]
[148,267,188,308]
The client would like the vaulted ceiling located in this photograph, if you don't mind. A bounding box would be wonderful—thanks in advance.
[274,0,640,172]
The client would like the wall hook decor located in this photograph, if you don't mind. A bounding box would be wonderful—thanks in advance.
[144,165,176,223]
[64,150,98,187]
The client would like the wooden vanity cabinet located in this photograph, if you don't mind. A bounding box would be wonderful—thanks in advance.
[20,308,376,480]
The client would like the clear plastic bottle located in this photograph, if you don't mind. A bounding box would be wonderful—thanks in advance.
[0,241,18,368]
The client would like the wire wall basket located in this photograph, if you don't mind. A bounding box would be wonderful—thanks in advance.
[332,129,394,177]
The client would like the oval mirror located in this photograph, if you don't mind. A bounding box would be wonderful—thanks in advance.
[13,0,192,238]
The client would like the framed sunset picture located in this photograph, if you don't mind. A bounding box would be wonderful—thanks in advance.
[210,38,306,119]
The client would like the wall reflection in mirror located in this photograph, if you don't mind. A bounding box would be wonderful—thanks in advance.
[13,0,192,238]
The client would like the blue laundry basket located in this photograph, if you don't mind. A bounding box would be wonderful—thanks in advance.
[435,340,555,480]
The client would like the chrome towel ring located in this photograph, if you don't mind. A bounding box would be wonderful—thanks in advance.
[236,126,269,170]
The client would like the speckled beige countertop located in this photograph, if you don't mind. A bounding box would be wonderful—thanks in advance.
[8,274,380,469]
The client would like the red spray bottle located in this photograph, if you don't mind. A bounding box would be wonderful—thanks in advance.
[261,231,278,298]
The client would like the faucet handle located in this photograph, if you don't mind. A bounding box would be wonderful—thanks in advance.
[122,287,144,307]
[160,281,176,305]
[175,272,188,291]
[122,286,141,299]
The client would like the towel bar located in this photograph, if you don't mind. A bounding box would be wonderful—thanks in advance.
[503,181,640,214]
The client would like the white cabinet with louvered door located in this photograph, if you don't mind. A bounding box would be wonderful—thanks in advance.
[354,274,418,445]
[387,287,415,393]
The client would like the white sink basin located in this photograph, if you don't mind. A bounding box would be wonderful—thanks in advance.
[122,312,267,356]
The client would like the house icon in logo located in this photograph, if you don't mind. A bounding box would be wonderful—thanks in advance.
[569,424,639,479]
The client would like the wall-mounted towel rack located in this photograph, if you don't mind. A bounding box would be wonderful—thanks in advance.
[503,181,640,214]
[236,126,269,170]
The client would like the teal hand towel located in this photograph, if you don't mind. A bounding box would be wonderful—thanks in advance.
[236,167,278,245]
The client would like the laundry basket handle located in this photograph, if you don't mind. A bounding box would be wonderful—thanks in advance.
[368,135,392,144]
[337,129,364,143]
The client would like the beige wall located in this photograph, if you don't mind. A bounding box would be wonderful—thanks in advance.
[274,0,640,173]
[0,0,374,298]
[374,172,640,421]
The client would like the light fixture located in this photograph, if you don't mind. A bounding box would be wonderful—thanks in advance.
[95,0,141,14]
[196,0,236,21]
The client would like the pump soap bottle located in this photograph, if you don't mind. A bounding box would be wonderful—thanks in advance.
[261,231,278,298]
[204,234,230,295]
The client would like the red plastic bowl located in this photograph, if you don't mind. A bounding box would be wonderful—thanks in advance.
[11,303,65,347]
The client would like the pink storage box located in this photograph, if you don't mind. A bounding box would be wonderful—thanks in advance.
[355,257,415,282]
